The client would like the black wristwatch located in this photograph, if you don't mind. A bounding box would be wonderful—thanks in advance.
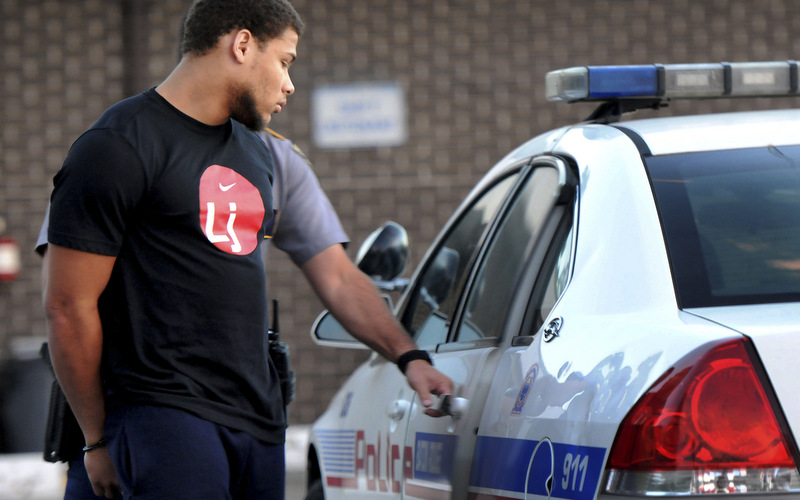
[397,349,432,374]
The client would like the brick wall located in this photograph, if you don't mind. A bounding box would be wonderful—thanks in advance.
[2,0,799,424]
[1,0,124,354]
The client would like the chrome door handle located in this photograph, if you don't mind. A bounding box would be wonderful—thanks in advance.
[435,394,469,419]
[387,400,410,421]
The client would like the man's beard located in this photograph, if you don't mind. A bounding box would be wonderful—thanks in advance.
[229,87,266,132]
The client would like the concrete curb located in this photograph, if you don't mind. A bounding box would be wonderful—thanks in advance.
[286,424,311,472]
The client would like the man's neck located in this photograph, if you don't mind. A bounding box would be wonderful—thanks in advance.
[155,58,230,126]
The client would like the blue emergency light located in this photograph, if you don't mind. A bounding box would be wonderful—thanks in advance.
[546,61,799,102]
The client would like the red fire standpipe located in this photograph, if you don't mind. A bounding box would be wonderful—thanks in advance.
[0,236,21,281]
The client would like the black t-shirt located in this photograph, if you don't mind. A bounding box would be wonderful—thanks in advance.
[49,89,285,443]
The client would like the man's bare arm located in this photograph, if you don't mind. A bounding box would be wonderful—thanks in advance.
[44,244,120,497]
[301,244,453,411]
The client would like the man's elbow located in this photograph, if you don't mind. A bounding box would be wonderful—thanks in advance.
[44,291,95,338]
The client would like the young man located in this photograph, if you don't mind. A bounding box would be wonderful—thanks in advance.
[44,1,451,498]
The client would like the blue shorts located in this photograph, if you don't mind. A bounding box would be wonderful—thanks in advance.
[100,405,285,500]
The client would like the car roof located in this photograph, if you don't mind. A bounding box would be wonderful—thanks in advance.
[615,109,800,156]
[476,105,800,215]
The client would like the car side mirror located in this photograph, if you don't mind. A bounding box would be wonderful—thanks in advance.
[311,222,410,348]
[311,295,393,349]
[355,221,410,291]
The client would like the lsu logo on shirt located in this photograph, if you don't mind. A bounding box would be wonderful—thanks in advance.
[198,165,265,255]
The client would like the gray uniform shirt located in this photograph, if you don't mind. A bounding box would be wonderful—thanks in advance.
[261,130,348,265]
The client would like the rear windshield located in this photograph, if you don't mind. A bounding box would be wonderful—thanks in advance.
[646,145,800,308]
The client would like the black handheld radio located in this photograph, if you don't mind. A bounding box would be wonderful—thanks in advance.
[267,298,295,410]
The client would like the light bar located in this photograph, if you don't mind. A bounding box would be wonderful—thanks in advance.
[546,61,800,102]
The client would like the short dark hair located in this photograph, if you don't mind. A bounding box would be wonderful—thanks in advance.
[181,0,304,56]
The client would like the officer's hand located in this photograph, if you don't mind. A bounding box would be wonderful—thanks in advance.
[404,360,454,417]
[85,447,121,499]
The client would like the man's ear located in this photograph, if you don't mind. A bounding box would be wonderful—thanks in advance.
[231,29,254,63]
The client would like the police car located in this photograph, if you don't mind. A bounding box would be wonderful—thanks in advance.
[304,61,800,500]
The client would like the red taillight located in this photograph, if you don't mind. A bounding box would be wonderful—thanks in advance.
[608,338,796,471]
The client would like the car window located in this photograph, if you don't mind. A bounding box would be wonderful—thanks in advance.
[456,164,566,341]
[402,172,520,348]
[646,145,800,308]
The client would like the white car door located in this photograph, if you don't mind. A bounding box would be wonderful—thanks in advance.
[313,358,414,499]
[312,165,522,500]
[400,158,576,499]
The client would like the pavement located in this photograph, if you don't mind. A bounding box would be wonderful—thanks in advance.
[0,425,311,500]
[285,425,310,499]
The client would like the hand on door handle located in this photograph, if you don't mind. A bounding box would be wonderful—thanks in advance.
[432,394,468,419]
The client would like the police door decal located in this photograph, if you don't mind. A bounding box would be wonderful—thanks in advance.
[470,436,605,500]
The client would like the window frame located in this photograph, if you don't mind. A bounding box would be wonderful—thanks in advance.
[398,164,528,347]
[399,155,578,353]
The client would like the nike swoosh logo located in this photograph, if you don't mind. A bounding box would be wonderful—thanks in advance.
[219,182,236,192]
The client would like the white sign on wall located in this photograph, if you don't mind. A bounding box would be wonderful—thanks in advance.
[311,82,407,149]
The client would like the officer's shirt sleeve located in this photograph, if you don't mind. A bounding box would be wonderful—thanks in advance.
[35,205,49,256]
[267,137,349,267]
